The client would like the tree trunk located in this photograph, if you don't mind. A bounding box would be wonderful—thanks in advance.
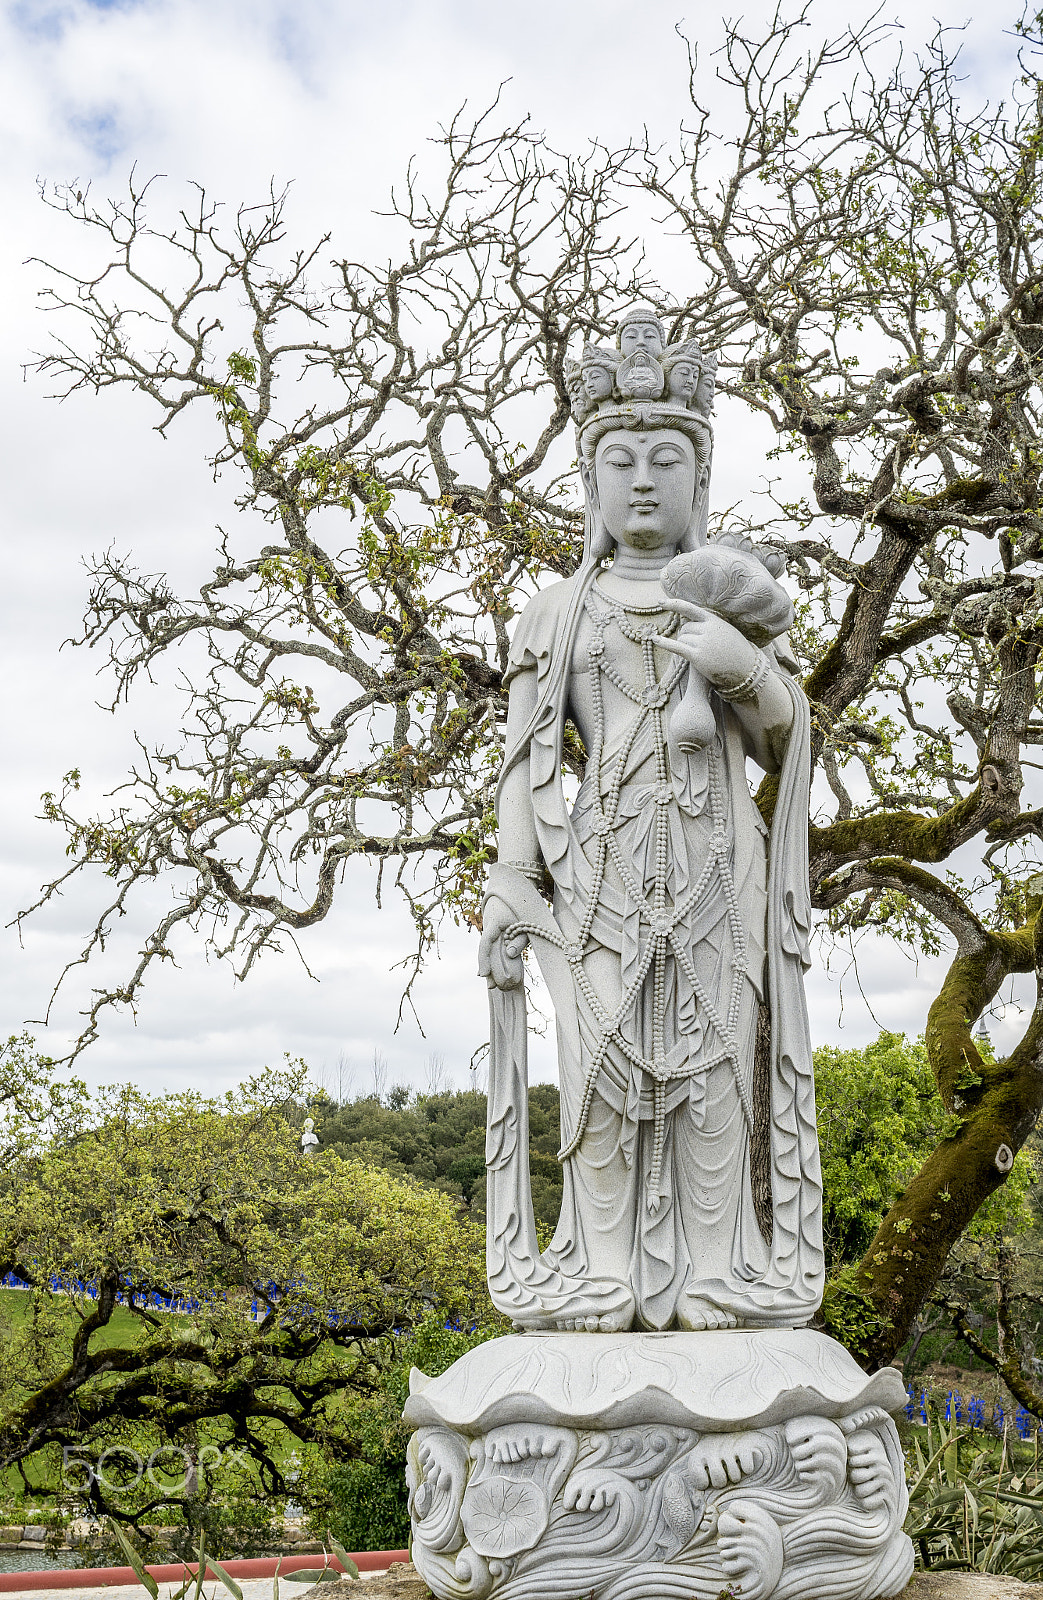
[850,923,1043,1369]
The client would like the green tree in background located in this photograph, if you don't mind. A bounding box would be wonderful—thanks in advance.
[0,1037,492,1553]
[318,1084,564,1230]
[816,1033,942,1267]
[303,1317,499,1555]
[816,1033,1032,1269]
[811,1033,1038,1370]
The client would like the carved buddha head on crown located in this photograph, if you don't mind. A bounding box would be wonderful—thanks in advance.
[617,304,666,359]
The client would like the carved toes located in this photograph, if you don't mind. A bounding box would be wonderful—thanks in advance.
[675,1292,738,1331]
[847,1430,896,1514]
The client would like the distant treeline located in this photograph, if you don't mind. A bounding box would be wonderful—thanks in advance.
[311,1032,1040,1271]
[315,1085,565,1229]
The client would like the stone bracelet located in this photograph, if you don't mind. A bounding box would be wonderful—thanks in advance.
[716,652,772,704]
[500,859,544,882]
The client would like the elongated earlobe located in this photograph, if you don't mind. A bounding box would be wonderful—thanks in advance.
[580,459,613,562]
[680,465,710,552]
[579,458,598,511]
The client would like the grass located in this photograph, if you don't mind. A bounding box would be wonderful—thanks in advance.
[0,1286,147,1350]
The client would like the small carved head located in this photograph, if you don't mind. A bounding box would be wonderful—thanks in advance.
[564,358,594,424]
[694,350,718,417]
[581,343,619,403]
[616,303,667,359]
[662,344,702,406]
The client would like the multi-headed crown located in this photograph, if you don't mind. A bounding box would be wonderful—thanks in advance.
[565,303,718,462]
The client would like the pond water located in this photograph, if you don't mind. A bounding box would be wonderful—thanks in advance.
[0,1551,84,1572]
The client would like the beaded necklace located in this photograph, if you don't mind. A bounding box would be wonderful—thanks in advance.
[507,587,750,1210]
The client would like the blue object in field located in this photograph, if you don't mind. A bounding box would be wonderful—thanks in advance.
[902,1386,1041,1437]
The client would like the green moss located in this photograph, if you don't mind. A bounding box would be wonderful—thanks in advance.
[811,790,982,864]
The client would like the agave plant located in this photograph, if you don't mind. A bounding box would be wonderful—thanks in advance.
[905,1410,1043,1577]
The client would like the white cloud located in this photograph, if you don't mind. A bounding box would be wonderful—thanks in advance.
[0,0,1029,1092]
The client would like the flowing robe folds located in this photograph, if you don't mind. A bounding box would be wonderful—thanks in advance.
[485,569,824,1331]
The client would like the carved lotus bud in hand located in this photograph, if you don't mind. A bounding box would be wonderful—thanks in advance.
[662,543,793,647]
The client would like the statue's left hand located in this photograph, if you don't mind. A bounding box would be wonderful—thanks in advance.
[478,895,528,990]
[656,600,761,694]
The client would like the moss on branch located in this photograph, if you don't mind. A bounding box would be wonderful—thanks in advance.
[852,919,1043,1369]
[811,787,987,865]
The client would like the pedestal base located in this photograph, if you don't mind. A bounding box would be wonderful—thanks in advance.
[404,1329,913,1600]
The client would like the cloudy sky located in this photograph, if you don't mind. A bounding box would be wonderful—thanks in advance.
[0,0,1034,1097]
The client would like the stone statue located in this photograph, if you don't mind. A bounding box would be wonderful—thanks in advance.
[405,304,913,1600]
[479,305,822,1336]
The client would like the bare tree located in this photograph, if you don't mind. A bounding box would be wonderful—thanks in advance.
[23,104,645,1046]
[24,14,1043,1366]
[424,1051,448,1096]
[334,1050,355,1106]
[468,1042,489,1098]
[309,1051,355,1105]
[371,1048,389,1105]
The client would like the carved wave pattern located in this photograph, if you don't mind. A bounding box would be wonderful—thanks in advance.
[407,1407,914,1600]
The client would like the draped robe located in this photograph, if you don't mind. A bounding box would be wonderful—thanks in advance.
[485,567,824,1331]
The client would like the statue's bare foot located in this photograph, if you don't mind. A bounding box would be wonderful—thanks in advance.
[550,1282,636,1333]
[718,1499,784,1600]
[783,1416,847,1502]
[676,1290,738,1331]
[485,1425,572,1466]
[687,1430,768,1491]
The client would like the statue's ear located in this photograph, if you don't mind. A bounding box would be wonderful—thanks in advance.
[580,457,598,510]
[680,465,709,554]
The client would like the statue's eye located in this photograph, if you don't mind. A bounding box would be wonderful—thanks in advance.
[603,450,635,468]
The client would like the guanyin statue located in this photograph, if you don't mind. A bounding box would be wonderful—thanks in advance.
[479,302,824,1334]
[406,304,912,1600]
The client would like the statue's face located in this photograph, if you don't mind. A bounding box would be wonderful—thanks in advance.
[619,320,664,359]
[565,370,585,406]
[594,428,697,551]
[583,365,614,401]
[666,360,698,401]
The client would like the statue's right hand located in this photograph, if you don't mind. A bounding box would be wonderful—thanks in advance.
[478,896,527,991]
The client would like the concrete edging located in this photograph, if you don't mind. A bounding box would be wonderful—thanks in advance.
[0,1552,410,1591]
